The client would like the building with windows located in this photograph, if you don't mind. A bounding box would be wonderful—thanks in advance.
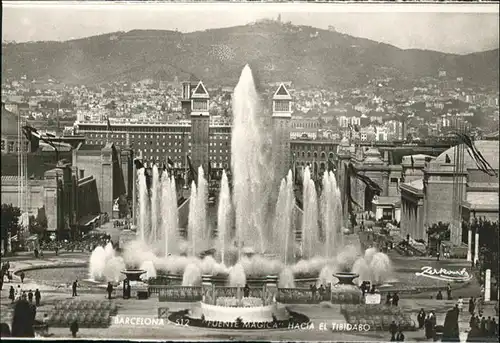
[75,82,296,181]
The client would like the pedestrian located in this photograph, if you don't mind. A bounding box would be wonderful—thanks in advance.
[476,296,483,315]
[469,314,476,330]
[436,290,443,300]
[386,292,392,306]
[15,285,21,301]
[311,284,317,300]
[72,280,78,297]
[243,284,250,298]
[480,316,486,335]
[70,320,78,338]
[437,250,440,261]
[489,317,497,337]
[417,308,426,329]
[34,248,39,258]
[35,289,41,306]
[468,297,475,315]
[319,284,325,300]
[396,328,405,341]
[55,245,59,256]
[389,320,398,341]
[360,282,367,297]
[28,290,33,303]
[392,292,400,306]
[446,283,452,300]
[107,282,114,300]
[20,272,25,284]
[457,296,463,313]
[9,286,15,303]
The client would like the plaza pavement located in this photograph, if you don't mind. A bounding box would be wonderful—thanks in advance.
[0,250,497,341]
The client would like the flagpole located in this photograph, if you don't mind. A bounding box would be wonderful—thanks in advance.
[106,117,109,145]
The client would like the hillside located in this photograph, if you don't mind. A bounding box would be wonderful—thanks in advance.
[2,22,498,88]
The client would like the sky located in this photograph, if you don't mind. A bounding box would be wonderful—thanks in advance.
[2,2,499,55]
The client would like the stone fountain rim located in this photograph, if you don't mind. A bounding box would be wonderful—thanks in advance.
[120,269,147,274]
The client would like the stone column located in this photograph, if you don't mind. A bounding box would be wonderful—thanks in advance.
[484,269,491,302]
[474,232,479,264]
[382,171,389,197]
[417,201,424,240]
[101,145,114,216]
[467,228,472,262]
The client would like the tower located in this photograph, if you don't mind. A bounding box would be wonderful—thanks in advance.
[190,81,210,174]
[271,83,293,181]
[180,81,192,115]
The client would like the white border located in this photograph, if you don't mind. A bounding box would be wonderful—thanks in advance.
[3,1,499,13]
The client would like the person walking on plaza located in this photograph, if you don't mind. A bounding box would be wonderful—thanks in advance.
[436,290,443,300]
[106,282,113,300]
[28,290,33,303]
[457,296,464,313]
[386,292,392,306]
[446,283,452,300]
[20,272,25,284]
[480,316,486,335]
[35,289,41,306]
[396,328,405,341]
[476,296,483,315]
[389,320,398,341]
[319,284,325,300]
[392,292,400,306]
[469,314,476,330]
[417,309,426,329]
[9,286,15,303]
[70,320,78,338]
[468,297,475,315]
[489,317,497,337]
[72,280,78,297]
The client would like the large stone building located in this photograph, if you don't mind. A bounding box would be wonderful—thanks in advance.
[75,82,296,181]
[399,140,499,243]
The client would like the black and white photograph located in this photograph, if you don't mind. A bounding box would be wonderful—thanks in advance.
[0,1,499,341]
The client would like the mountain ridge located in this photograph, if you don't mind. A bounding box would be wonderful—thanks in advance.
[2,22,498,88]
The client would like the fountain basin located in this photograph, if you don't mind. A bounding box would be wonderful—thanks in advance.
[200,301,289,323]
[333,272,359,285]
[330,273,363,304]
[121,269,147,281]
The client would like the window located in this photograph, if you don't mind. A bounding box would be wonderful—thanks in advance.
[382,208,393,220]
[274,100,289,112]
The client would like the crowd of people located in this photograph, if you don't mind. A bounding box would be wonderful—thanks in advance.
[308,283,331,301]
[36,233,112,255]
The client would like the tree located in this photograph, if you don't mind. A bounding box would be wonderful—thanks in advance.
[1,204,21,255]
[36,207,48,229]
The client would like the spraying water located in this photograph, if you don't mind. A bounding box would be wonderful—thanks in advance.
[161,172,179,257]
[137,168,148,242]
[301,166,320,259]
[150,165,160,243]
[217,170,231,265]
[228,263,247,287]
[272,171,295,264]
[188,181,199,255]
[231,65,274,255]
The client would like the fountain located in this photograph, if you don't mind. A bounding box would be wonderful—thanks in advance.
[89,65,394,310]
